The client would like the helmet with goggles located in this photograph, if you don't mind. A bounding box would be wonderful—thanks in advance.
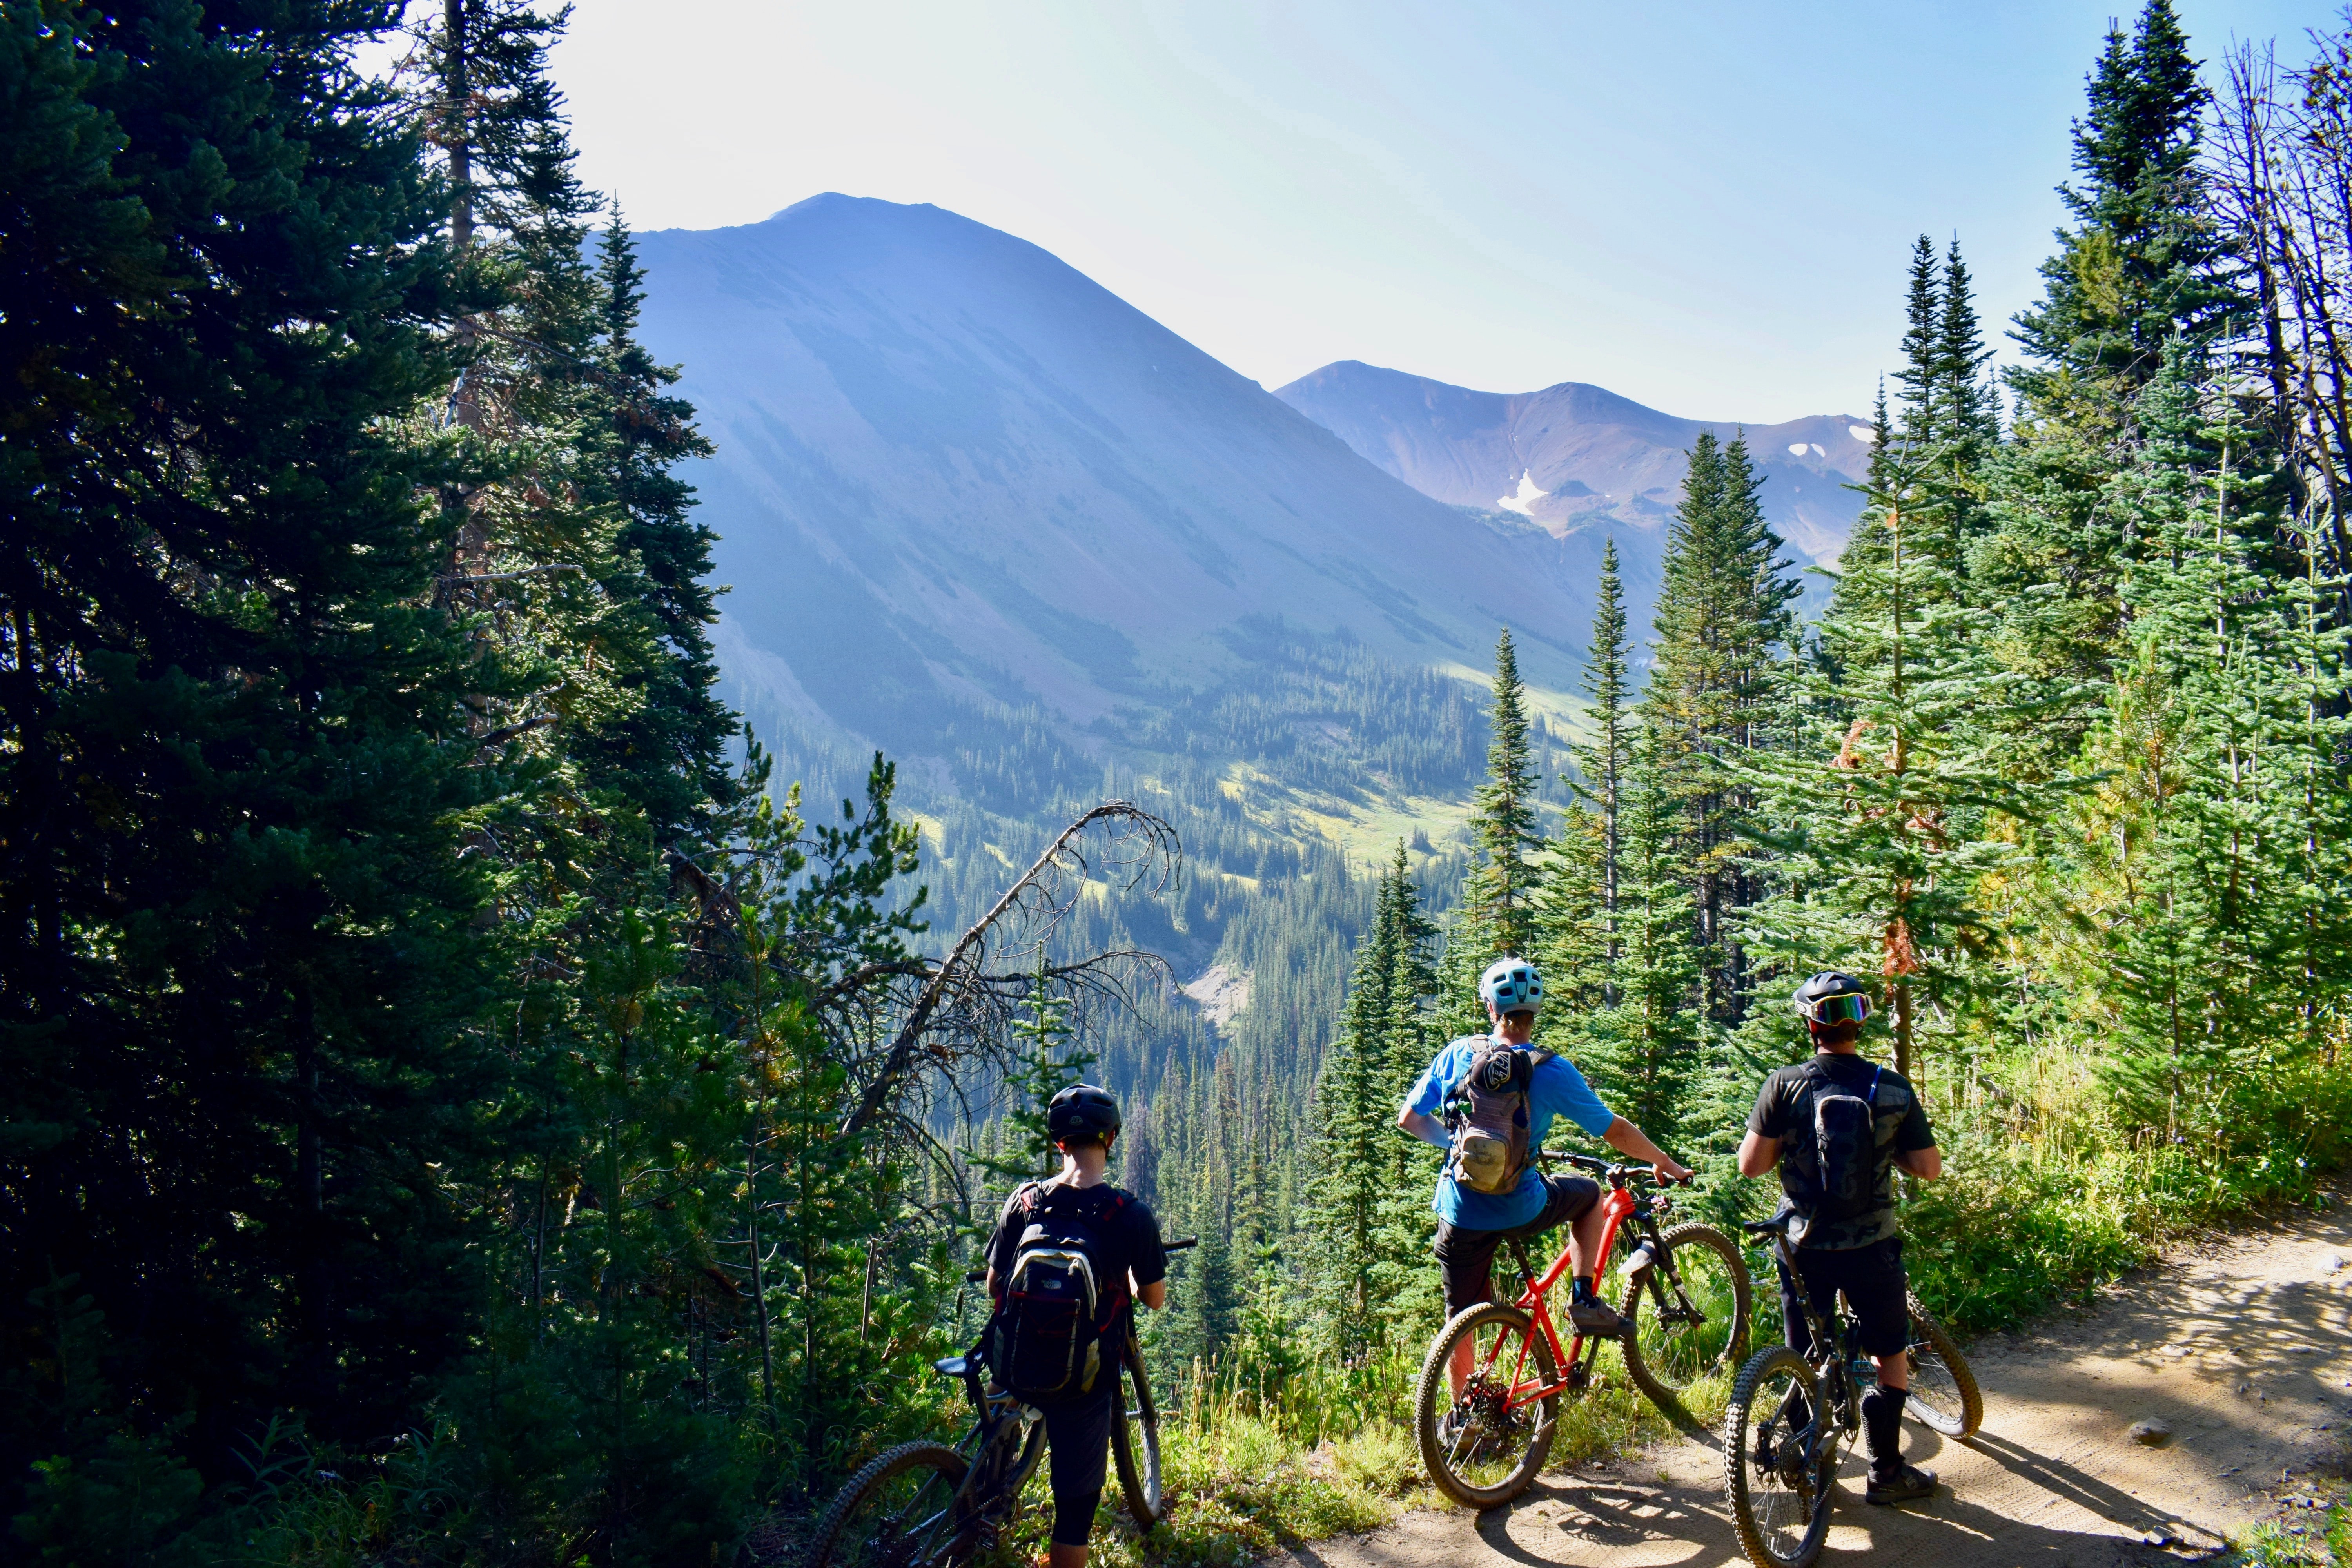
[1792,971,1872,1027]
[1478,957,1544,1017]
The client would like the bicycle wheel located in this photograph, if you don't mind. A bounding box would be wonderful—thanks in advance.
[1901,1292,1982,1439]
[1110,1358,1165,1526]
[1619,1222,1753,1405]
[804,1442,971,1568]
[1722,1346,1834,1568]
[1414,1301,1561,1508]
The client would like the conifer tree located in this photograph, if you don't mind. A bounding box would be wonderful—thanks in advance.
[1584,540,1631,994]
[2012,0,2230,436]
[1572,733,1703,1143]
[1739,459,2048,1084]
[1645,434,1800,1021]
[0,0,496,1515]
[1465,628,1544,961]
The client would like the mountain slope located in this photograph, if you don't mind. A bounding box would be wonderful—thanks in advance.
[1274,360,1870,563]
[633,196,1615,766]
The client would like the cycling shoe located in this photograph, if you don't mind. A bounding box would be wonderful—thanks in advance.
[1865,1464,1938,1506]
[1568,1298,1631,1336]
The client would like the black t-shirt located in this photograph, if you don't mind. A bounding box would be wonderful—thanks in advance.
[1748,1052,1935,1250]
[985,1178,1167,1346]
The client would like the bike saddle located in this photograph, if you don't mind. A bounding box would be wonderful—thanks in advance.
[933,1356,971,1378]
[1741,1214,1797,1237]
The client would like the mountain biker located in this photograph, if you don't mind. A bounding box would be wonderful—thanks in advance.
[1397,956,1693,1371]
[983,1084,1167,1568]
[1736,971,1944,1508]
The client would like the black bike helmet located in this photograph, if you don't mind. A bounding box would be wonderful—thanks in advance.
[1792,971,1873,1026]
[1046,1083,1122,1143]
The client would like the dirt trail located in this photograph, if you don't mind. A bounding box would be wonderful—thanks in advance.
[1282,1202,2352,1568]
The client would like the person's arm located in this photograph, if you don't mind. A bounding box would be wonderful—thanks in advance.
[1398,1106,1450,1149]
[1895,1144,1942,1180]
[1737,1130,1781,1178]
[1893,1082,1940,1179]
[1737,1073,1786,1178]
[1397,1050,1453,1149]
[1136,1277,1168,1310]
[1603,1116,1693,1182]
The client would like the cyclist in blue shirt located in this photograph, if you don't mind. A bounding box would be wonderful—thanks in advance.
[1399,956,1691,1356]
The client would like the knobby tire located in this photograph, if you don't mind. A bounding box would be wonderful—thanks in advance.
[1617,1222,1753,1408]
[1901,1291,1982,1438]
[804,1441,971,1568]
[1722,1345,1834,1568]
[1414,1300,1560,1509]
[1110,1356,1166,1527]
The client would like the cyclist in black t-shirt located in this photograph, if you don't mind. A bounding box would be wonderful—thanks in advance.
[1737,971,1944,1507]
[983,1085,1167,1568]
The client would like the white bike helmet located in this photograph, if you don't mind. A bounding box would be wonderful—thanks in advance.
[1478,956,1544,1016]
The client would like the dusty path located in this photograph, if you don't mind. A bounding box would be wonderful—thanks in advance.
[1282,1202,2352,1568]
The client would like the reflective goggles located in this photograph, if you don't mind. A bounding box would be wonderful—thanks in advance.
[1797,991,1871,1025]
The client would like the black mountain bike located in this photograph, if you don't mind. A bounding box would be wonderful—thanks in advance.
[804,1237,1196,1568]
[1721,1214,1980,1568]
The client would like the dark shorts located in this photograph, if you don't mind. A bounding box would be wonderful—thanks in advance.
[1778,1236,1909,1359]
[1040,1378,1114,1546]
[1431,1173,1602,1318]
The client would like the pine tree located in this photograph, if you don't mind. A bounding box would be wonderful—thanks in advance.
[1571,732,1703,1144]
[2012,0,2231,436]
[1739,456,2052,1085]
[1583,540,1631,996]
[1644,434,1800,1022]
[1465,628,1544,961]
[971,954,1096,1192]
[0,0,500,1517]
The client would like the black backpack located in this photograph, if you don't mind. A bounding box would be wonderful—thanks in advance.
[987,1182,1130,1403]
[1806,1062,1887,1223]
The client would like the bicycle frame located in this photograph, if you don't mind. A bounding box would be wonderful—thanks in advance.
[1475,1180,1639,1414]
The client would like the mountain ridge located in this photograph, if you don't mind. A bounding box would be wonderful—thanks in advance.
[1274,359,1869,563]
[633,194,1616,768]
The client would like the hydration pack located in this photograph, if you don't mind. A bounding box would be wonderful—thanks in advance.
[1808,1063,1887,1223]
[1443,1041,1553,1196]
[987,1182,1129,1403]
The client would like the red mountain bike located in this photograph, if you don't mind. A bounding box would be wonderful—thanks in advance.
[1413,1154,1751,1507]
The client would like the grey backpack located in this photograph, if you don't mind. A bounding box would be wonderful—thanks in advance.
[1443,1041,1553,1196]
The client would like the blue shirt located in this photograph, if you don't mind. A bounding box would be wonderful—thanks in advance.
[1406,1035,1617,1230]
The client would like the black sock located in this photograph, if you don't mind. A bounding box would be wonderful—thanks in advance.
[1571,1274,1596,1303]
[1860,1383,1906,1477]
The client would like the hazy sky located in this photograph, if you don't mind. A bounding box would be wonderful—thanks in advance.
[546,1,2318,423]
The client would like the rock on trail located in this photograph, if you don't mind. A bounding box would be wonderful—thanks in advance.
[1279,1201,2352,1568]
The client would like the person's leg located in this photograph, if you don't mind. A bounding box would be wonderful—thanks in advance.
[1844,1240,1933,1500]
[1431,1221,1503,1394]
[1042,1382,1116,1564]
[1505,1176,1616,1333]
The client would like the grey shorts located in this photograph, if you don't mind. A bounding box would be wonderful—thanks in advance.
[1431,1173,1603,1318]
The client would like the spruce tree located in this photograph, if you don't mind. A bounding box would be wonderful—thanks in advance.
[1645,434,1800,1022]
[1584,540,1631,995]
[1572,732,1703,1144]
[0,0,497,1514]
[2011,0,2230,436]
[1466,628,1544,961]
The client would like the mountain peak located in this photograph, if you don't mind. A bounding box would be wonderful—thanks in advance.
[1275,361,1867,561]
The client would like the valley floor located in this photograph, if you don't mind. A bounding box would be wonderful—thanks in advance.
[1276,1201,2352,1568]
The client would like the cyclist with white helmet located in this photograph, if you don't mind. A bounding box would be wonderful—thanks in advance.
[1399,956,1693,1347]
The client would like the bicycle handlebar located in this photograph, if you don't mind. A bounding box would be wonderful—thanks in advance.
[1539,1151,1691,1186]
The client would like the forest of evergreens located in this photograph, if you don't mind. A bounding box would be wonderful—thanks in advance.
[10,1,2352,1564]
